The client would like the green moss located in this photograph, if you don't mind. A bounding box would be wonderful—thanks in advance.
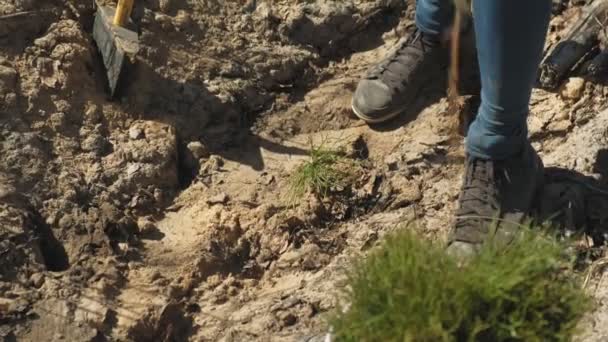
[330,228,591,342]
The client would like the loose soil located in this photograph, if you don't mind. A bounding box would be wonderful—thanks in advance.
[1,1,608,341]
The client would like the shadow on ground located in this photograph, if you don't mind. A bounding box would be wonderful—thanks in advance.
[538,166,608,245]
[122,61,309,177]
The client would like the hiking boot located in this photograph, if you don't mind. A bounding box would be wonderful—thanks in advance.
[446,143,545,258]
[351,28,449,123]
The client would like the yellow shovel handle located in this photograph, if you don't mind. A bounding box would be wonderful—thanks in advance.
[113,0,134,27]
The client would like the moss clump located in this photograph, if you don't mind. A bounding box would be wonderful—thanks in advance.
[330,228,591,342]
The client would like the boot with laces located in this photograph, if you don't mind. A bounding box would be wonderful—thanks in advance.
[447,143,545,258]
[351,29,449,123]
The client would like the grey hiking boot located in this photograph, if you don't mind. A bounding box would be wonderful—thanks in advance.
[351,28,448,123]
[446,143,545,258]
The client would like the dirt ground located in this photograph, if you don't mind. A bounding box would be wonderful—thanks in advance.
[2,0,608,341]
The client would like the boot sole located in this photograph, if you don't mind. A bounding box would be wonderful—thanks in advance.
[350,99,404,124]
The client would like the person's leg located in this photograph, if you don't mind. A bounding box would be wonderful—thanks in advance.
[351,0,453,123]
[466,0,551,160]
[448,0,552,258]
[415,0,454,37]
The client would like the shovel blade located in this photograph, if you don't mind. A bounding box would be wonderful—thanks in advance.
[92,4,139,97]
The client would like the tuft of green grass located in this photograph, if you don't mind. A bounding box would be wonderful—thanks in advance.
[330,228,591,342]
[286,142,351,204]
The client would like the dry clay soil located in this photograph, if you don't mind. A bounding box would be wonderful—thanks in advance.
[2,0,608,341]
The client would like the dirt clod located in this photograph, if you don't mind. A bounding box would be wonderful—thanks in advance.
[560,77,586,100]
[279,311,298,327]
[29,273,45,288]
[187,140,210,159]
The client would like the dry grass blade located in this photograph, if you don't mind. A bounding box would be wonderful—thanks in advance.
[583,256,608,289]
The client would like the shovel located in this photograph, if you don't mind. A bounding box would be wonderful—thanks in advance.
[92,0,140,97]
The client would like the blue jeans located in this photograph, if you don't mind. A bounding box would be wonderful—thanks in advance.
[416,0,552,160]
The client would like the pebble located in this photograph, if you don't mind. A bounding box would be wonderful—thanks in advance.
[0,64,17,87]
[136,216,157,234]
[84,104,101,124]
[560,77,585,100]
[279,311,297,327]
[4,93,17,107]
[303,303,317,318]
[154,188,164,203]
[49,112,66,131]
[129,126,144,140]
[173,10,192,30]
[159,0,173,13]
[30,273,45,288]
[117,242,129,254]
[155,13,174,30]
[243,0,257,13]
[187,141,210,159]
[207,192,229,205]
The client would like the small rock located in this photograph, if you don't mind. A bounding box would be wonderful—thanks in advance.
[30,273,45,288]
[301,253,328,270]
[149,270,162,282]
[211,287,228,304]
[92,278,113,295]
[129,126,144,140]
[243,0,256,13]
[207,193,229,205]
[272,296,300,312]
[54,99,71,113]
[155,13,174,30]
[8,298,29,313]
[278,244,320,268]
[173,10,192,30]
[81,134,108,154]
[303,303,317,318]
[117,242,129,254]
[0,64,17,88]
[74,295,111,326]
[187,141,210,159]
[0,183,16,200]
[15,0,35,10]
[360,232,379,251]
[154,188,164,203]
[159,0,173,13]
[126,163,142,177]
[49,112,66,131]
[227,286,239,296]
[84,104,101,124]
[546,118,572,133]
[136,216,157,234]
[4,93,17,107]
[0,298,15,313]
[389,176,422,209]
[200,156,224,174]
[279,311,297,327]
[254,1,273,19]
[560,77,585,100]
[552,0,566,14]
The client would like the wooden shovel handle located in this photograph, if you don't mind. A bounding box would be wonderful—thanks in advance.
[113,0,134,27]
